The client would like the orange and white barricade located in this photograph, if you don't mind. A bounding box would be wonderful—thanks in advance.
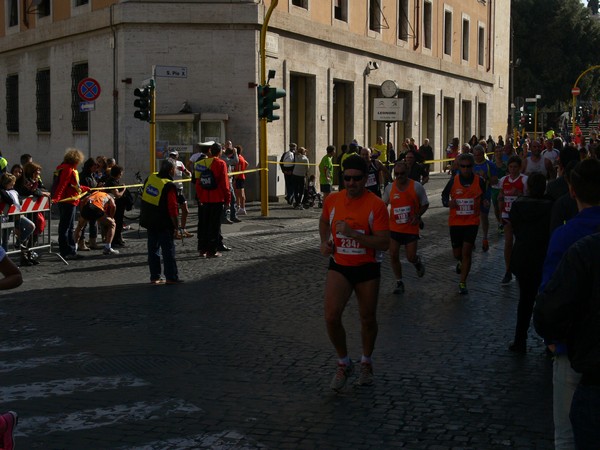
[0,196,60,262]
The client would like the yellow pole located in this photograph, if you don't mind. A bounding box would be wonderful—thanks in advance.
[150,79,156,174]
[534,103,538,140]
[571,65,600,135]
[259,0,279,217]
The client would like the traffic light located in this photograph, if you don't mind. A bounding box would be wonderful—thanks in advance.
[257,85,268,119]
[264,87,286,122]
[134,85,153,122]
[514,107,524,129]
[525,103,535,127]
[519,111,526,128]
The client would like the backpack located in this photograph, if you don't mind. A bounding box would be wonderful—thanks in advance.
[197,158,217,190]
[50,167,63,198]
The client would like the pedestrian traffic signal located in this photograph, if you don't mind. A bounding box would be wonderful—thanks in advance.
[257,85,269,119]
[134,86,153,122]
[264,87,286,122]
[514,108,525,129]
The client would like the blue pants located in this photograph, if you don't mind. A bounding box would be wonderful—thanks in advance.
[58,203,77,257]
[147,229,178,282]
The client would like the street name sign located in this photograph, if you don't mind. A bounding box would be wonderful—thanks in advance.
[155,66,188,78]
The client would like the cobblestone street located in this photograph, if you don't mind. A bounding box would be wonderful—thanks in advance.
[0,174,554,449]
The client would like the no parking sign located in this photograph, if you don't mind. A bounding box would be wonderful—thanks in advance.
[77,78,101,101]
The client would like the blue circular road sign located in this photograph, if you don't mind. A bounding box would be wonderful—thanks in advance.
[77,78,101,101]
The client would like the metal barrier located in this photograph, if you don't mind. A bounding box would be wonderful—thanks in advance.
[1,196,65,264]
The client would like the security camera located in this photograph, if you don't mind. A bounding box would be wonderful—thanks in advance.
[369,61,380,70]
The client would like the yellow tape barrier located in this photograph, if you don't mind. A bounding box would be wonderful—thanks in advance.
[61,151,497,203]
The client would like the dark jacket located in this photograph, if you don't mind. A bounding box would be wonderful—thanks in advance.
[16,177,48,199]
[79,169,98,189]
[139,174,177,232]
[534,232,600,378]
[509,195,553,277]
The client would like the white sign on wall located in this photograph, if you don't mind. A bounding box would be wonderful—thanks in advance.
[373,98,404,122]
[155,66,188,78]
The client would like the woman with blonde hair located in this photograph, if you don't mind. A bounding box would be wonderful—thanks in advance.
[51,148,89,259]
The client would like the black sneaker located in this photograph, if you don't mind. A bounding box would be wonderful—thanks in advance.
[501,272,512,285]
[393,280,405,294]
[414,257,425,278]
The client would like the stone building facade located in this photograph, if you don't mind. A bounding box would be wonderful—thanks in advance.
[0,0,510,200]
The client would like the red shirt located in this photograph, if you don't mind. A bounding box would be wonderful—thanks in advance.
[235,155,248,181]
[500,174,527,219]
[195,157,231,204]
[52,163,89,206]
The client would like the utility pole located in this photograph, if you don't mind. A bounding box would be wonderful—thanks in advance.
[258,0,279,217]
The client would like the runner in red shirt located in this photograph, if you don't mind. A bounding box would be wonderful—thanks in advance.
[234,145,248,215]
[319,154,389,391]
[498,156,527,285]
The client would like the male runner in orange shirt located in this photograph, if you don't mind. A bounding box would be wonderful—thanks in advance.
[319,154,390,391]
[383,160,429,294]
[441,153,487,295]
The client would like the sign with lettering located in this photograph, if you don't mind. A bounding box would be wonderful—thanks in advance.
[373,98,404,122]
[155,66,188,78]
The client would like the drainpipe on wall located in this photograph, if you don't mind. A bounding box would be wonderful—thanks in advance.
[413,1,420,51]
[487,0,493,72]
[110,4,119,163]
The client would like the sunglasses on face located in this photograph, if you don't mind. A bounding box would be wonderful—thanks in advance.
[343,175,364,182]
[460,164,473,168]
[394,172,407,176]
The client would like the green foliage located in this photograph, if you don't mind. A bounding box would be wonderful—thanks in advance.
[512,0,600,109]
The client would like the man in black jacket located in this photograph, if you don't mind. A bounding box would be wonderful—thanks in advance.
[140,159,182,285]
[534,232,600,449]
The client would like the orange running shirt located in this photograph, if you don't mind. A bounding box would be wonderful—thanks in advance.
[87,191,113,213]
[388,179,421,235]
[448,174,483,226]
[322,190,389,266]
